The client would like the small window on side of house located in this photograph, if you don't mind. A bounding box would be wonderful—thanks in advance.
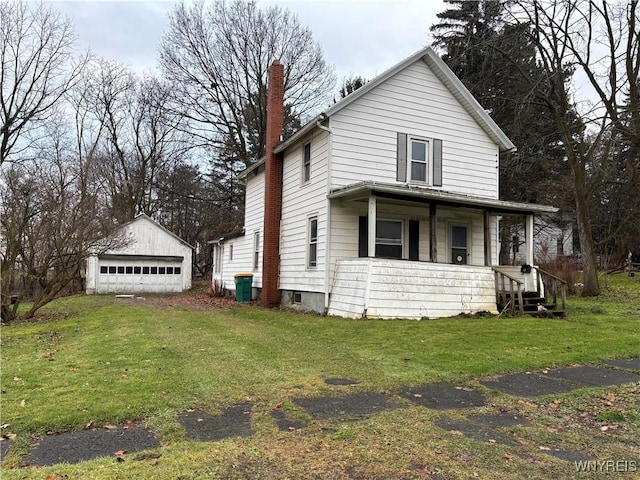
[214,245,222,274]
[229,244,234,261]
[253,232,260,270]
[302,142,311,183]
[308,216,318,268]
[293,292,302,304]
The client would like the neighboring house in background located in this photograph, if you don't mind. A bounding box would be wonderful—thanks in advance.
[503,216,574,264]
[86,214,193,294]
[212,46,558,319]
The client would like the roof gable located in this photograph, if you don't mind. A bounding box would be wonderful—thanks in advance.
[126,214,194,250]
[273,46,514,155]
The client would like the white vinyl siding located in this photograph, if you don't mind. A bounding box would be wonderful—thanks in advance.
[279,130,329,293]
[213,168,265,292]
[330,60,499,198]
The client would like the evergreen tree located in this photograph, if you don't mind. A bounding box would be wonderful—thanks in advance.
[431,0,572,264]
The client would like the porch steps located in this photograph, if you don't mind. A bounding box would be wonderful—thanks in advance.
[499,292,565,317]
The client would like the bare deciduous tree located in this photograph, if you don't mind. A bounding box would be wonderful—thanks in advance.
[499,0,639,295]
[159,0,335,169]
[78,59,186,222]
[0,0,86,166]
[0,125,125,322]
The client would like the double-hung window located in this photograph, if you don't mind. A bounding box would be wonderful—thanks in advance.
[308,216,318,268]
[375,219,403,259]
[302,142,311,183]
[410,138,428,182]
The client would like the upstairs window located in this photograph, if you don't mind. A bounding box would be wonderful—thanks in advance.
[397,133,442,186]
[302,142,311,183]
[410,139,428,182]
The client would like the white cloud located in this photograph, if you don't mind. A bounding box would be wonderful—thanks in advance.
[51,0,444,82]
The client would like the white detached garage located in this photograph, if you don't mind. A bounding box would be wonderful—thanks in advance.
[86,214,193,294]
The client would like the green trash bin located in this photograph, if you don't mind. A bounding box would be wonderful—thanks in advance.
[234,273,253,302]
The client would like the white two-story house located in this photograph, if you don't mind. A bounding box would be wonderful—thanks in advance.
[212,46,558,319]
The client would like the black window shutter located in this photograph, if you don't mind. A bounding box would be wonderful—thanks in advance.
[396,133,407,182]
[409,220,419,261]
[358,216,368,257]
[433,139,442,186]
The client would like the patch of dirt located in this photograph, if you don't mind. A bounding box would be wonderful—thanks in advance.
[143,281,241,310]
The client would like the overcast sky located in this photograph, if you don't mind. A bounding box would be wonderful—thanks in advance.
[51,0,446,88]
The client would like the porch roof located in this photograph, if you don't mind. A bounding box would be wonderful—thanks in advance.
[327,181,558,215]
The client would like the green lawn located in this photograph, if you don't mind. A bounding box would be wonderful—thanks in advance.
[1,273,638,479]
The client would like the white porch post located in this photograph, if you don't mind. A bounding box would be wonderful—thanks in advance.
[429,203,437,262]
[526,214,534,265]
[484,210,491,266]
[368,193,377,257]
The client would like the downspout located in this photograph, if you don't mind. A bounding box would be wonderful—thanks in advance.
[320,115,333,313]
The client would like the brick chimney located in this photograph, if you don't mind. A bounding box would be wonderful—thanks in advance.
[261,60,284,307]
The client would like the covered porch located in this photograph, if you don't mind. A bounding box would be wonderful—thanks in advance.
[328,258,497,319]
[326,181,560,318]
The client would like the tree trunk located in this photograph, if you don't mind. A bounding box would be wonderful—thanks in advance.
[568,150,600,296]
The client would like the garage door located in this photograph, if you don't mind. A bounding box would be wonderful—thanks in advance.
[96,257,184,294]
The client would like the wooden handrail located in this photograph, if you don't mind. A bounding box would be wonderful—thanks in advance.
[493,268,524,315]
[532,267,568,313]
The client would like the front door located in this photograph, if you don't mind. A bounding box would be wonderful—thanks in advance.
[451,224,468,264]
